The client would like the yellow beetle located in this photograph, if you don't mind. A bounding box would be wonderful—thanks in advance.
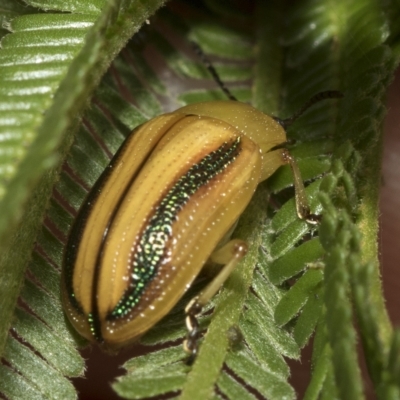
[61,51,341,358]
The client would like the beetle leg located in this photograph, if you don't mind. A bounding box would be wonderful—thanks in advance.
[260,148,290,182]
[281,149,321,224]
[262,148,320,224]
[183,239,247,363]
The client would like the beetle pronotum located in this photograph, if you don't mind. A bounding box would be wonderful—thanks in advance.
[61,44,342,361]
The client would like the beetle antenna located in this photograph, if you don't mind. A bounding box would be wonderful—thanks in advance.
[277,90,343,129]
[191,41,237,101]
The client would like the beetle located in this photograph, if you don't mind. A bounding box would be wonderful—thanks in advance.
[61,45,342,360]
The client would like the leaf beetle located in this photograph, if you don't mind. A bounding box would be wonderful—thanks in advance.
[61,44,342,361]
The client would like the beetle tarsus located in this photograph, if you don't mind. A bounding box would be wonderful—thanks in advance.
[184,298,203,364]
[306,213,321,224]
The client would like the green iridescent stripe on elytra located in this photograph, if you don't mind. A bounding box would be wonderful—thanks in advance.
[108,137,242,320]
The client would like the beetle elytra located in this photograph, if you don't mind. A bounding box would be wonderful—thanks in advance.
[61,46,342,360]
